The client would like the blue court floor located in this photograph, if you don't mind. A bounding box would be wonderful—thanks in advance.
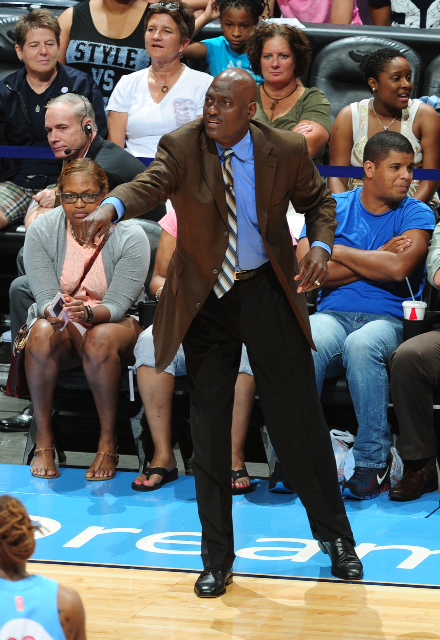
[1,464,439,588]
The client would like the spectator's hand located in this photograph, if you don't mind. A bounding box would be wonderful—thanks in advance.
[378,235,412,253]
[295,246,329,293]
[33,188,56,209]
[82,203,117,247]
[62,295,90,322]
[292,123,313,136]
[203,0,220,21]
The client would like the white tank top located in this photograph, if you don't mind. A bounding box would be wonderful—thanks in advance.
[350,98,422,167]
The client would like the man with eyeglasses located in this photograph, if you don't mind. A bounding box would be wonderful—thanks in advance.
[82,68,363,596]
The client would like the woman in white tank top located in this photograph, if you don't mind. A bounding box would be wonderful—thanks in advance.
[329,48,440,207]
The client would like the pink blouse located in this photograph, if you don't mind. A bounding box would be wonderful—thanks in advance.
[60,229,108,306]
[277,0,362,24]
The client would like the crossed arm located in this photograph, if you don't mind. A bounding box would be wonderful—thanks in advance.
[297,229,432,288]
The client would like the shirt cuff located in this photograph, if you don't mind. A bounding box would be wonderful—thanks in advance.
[311,241,332,257]
[102,196,125,221]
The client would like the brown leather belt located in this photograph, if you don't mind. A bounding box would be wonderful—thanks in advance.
[234,262,270,281]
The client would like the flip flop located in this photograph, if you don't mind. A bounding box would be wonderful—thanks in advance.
[231,469,255,495]
[86,451,119,481]
[31,446,60,479]
[132,466,178,492]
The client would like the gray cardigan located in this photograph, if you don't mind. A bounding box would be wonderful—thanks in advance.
[23,207,150,322]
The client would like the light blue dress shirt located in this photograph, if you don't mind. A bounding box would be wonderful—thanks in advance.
[103,131,331,258]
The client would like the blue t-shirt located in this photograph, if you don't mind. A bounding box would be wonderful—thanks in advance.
[200,35,263,84]
[299,189,436,319]
[0,575,66,639]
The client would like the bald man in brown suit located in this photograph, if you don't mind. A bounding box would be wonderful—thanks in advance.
[84,69,363,596]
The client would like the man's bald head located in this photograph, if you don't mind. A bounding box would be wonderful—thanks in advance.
[203,69,257,148]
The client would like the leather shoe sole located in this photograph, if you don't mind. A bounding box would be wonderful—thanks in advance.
[319,538,363,580]
[194,569,233,598]
[389,467,438,502]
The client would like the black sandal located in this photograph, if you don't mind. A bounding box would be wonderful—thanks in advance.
[231,469,255,495]
[132,466,178,492]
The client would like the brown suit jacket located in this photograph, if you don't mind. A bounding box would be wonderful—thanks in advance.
[110,119,337,372]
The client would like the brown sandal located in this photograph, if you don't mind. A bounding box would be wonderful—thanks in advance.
[86,451,119,481]
[31,447,60,479]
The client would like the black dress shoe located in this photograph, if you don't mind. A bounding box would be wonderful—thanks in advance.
[0,404,33,432]
[318,538,363,580]
[389,465,438,502]
[194,569,233,598]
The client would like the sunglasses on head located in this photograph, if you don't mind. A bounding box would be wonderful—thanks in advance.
[148,2,180,10]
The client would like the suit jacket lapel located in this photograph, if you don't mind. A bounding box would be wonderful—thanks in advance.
[199,132,229,227]
[250,123,278,237]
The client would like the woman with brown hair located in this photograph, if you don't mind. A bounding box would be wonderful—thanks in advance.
[246,22,332,163]
[107,0,212,159]
[24,159,149,481]
[0,495,86,638]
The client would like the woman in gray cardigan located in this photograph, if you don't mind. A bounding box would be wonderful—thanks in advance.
[24,159,150,481]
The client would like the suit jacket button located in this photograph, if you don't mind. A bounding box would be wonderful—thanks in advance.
[195,302,200,308]
[224,231,228,236]
[213,268,219,274]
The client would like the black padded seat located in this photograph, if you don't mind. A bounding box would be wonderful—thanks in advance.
[422,55,440,96]
[309,36,424,120]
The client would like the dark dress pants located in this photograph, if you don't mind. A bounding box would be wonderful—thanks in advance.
[390,330,440,460]
[182,265,354,572]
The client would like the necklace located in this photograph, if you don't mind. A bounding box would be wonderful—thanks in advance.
[27,68,58,112]
[371,100,400,131]
[150,64,183,93]
[262,83,299,115]
[69,222,87,247]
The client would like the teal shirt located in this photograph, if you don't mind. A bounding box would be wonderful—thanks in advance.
[201,35,263,84]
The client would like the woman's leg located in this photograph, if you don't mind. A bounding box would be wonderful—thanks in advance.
[135,367,178,486]
[231,373,256,490]
[25,319,79,476]
[82,317,142,479]
[132,327,184,487]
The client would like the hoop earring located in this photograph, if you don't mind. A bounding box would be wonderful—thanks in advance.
[179,51,183,59]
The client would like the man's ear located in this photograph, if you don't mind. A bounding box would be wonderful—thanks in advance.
[15,44,23,62]
[248,101,257,119]
[364,160,375,179]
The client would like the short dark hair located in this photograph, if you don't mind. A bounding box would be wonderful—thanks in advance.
[246,22,312,79]
[361,47,409,83]
[15,8,61,48]
[219,0,265,24]
[364,131,414,166]
[145,1,195,41]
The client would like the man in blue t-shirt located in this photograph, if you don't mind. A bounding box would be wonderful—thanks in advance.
[297,131,435,500]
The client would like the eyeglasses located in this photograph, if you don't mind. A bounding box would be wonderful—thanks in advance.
[147,2,180,10]
[60,191,102,204]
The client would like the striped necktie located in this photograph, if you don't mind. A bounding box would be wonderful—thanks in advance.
[214,149,237,298]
